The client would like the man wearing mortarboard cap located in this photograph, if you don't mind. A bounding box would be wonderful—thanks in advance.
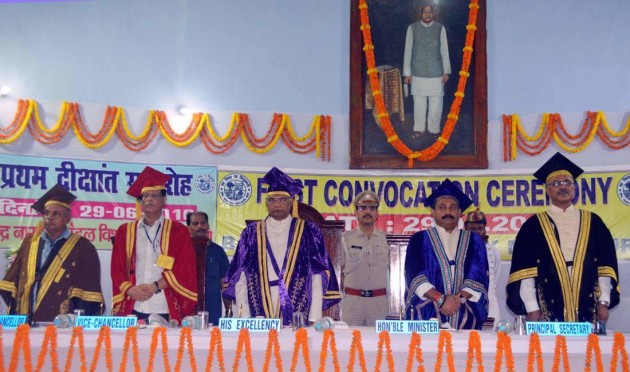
[404,179,489,329]
[224,167,340,325]
[339,190,390,326]
[111,167,197,322]
[0,185,104,322]
[507,152,619,324]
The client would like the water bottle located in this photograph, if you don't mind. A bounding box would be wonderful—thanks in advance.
[314,317,335,332]
[181,315,201,330]
[54,313,77,328]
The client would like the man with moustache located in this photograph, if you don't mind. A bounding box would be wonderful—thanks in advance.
[404,179,488,329]
[224,167,341,325]
[340,191,390,326]
[507,152,619,323]
[186,211,229,325]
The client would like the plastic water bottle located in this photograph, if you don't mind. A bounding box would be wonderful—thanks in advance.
[181,315,201,330]
[314,317,335,332]
[54,314,77,328]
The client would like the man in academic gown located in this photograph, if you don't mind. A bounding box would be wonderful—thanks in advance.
[0,184,104,322]
[111,166,197,322]
[223,167,341,325]
[404,179,488,329]
[507,152,620,323]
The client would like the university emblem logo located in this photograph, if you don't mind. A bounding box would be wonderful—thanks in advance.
[617,173,630,206]
[194,173,216,194]
[219,173,252,206]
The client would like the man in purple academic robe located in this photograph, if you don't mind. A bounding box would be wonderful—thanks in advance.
[223,167,341,325]
[404,179,488,329]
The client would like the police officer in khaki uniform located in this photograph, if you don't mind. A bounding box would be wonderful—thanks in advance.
[340,191,390,326]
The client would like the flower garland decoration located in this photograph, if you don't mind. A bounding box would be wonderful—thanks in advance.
[35,325,59,372]
[346,329,368,372]
[494,331,515,372]
[358,0,480,167]
[64,326,88,372]
[502,111,630,161]
[290,328,312,372]
[90,326,113,372]
[374,331,394,372]
[585,333,604,372]
[610,332,629,372]
[233,328,254,372]
[119,326,141,372]
[526,333,544,372]
[551,335,570,372]
[146,326,171,372]
[205,327,227,372]
[435,330,455,372]
[5,246,19,271]
[465,331,484,372]
[175,326,197,372]
[0,99,332,160]
[405,332,425,372]
[318,329,341,372]
[263,329,284,372]
[9,324,33,372]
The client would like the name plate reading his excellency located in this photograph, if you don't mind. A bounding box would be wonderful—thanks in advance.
[75,316,138,330]
[0,315,27,329]
[526,322,592,336]
[375,320,440,334]
[218,318,281,332]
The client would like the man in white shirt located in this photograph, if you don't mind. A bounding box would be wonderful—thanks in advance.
[507,152,619,323]
[404,178,488,329]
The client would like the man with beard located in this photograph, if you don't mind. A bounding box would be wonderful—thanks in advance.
[507,152,619,323]
[224,167,340,325]
[340,191,390,326]
[464,208,501,326]
[404,179,488,329]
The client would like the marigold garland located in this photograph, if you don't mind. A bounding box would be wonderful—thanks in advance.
[8,324,33,372]
[358,0,480,166]
[435,330,456,372]
[64,326,87,372]
[290,328,312,372]
[494,331,515,372]
[0,99,331,160]
[346,329,368,372]
[90,326,113,372]
[584,333,604,372]
[374,331,395,372]
[175,326,197,372]
[119,326,141,372]
[263,329,284,372]
[147,326,171,372]
[526,333,544,372]
[465,331,484,372]
[318,329,341,372]
[405,332,425,372]
[206,327,227,372]
[233,327,254,372]
[502,111,630,161]
[552,335,570,372]
[35,325,59,372]
[610,332,629,372]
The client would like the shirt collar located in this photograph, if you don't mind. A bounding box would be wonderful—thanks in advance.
[42,227,71,244]
[139,214,165,228]
[548,204,576,214]
[421,21,433,27]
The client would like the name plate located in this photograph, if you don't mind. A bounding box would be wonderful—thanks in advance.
[0,315,27,329]
[375,320,440,334]
[526,321,592,336]
[75,316,138,330]
[218,318,281,332]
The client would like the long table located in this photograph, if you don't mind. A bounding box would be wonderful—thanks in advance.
[1,325,627,371]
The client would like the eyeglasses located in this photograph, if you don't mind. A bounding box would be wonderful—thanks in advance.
[435,205,460,212]
[142,192,164,200]
[267,197,291,204]
[546,180,575,188]
[356,205,377,211]
[43,210,67,218]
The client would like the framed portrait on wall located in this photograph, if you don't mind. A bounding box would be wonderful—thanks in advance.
[349,0,488,169]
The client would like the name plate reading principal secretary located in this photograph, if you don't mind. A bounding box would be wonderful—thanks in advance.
[75,316,138,330]
[218,318,281,332]
[0,315,27,329]
[526,321,592,336]
[375,320,440,334]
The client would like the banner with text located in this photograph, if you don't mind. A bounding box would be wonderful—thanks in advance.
[215,170,630,260]
[0,154,217,250]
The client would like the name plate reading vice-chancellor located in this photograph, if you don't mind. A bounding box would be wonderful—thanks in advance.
[218,318,281,332]
[526,321,592,336]
[75,316,138,330]
[0,315,27,329]
[376,320,440,334]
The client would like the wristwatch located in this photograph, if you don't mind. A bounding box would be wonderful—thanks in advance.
[598,300,609,307]
[459,295,467,304]
[153,281,162,294]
